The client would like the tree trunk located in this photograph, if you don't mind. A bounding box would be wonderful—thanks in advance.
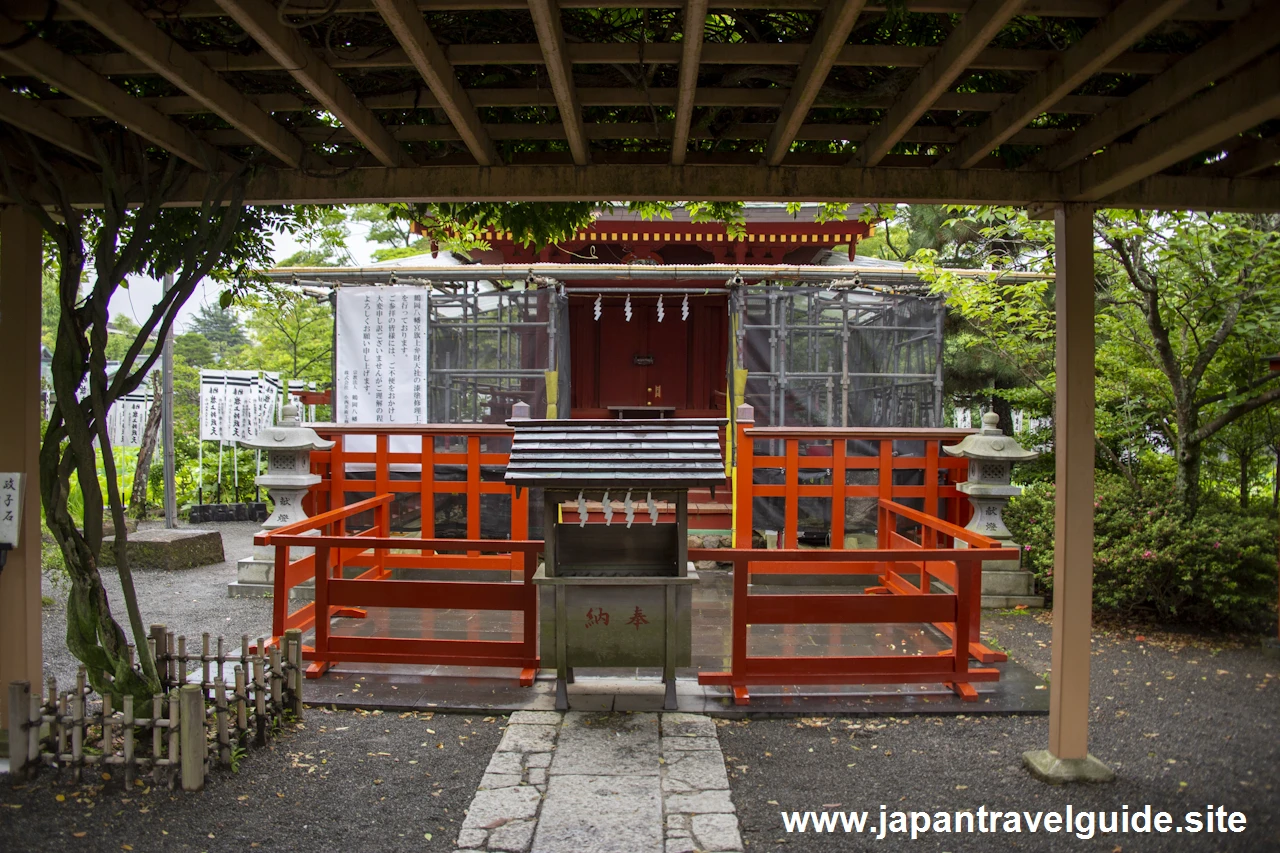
[1239,450,1251,509]
[129,373,164,520]
[1175,438,1202,519]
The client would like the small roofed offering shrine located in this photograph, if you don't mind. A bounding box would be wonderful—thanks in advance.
[506,416,726,710]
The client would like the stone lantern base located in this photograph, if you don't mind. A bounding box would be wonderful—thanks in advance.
[979,552,1045,610]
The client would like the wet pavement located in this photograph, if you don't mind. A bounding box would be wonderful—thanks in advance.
[304,570,1048,716]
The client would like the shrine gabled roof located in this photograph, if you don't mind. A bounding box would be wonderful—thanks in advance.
[504,419,727,489]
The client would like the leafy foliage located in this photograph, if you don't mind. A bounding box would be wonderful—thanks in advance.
[1006,474,1278,631]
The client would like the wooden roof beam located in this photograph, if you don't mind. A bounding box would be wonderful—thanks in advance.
[0,86,96,161]
[34,164,1280,212]
[60,0,306,168]
[765,0,867,166]
[0,15,213,168]
[214,0,408,168]
[15,43,1184,76]
[1033,2,1280,171]
[670,0,709,165]
[936,0,1188,170]
[1066,53,1280,201]
[373,0,500,166]
[1193,135,1280,180]
[851,0,1023,167]
[528,0,590,164]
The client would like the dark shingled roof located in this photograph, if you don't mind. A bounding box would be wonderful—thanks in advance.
[504,419,727,488]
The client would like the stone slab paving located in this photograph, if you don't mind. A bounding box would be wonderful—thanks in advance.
[454,711,743,853]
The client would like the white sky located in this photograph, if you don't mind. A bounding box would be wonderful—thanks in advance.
[107,222,383,334]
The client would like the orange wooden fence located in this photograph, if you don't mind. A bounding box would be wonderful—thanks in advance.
[694,499,1007,704]
[735,419,974,549]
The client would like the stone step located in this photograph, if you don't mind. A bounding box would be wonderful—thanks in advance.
[454,711,742,853]
[981,569,1038,596]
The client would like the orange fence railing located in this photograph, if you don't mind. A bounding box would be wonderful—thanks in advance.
[694,499,1007,704]
[734,418,974,549]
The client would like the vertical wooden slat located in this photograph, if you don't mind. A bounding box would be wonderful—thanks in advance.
[314,544,331,667]
[784,439,799,550]
[831,438,847,550]
[420,434,435,539]
[467,434,482,557]
[731,556,749,705]
[734,418,754,548]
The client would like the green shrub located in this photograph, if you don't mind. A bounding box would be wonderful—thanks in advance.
[1005,473,1278,631]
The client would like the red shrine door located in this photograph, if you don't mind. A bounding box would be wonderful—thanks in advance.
[568,292,727,418]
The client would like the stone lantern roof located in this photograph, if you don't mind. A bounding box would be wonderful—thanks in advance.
[240,404,335,452]
[943,412,1038,462]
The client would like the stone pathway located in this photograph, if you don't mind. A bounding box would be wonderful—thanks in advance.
[454,711,743,853]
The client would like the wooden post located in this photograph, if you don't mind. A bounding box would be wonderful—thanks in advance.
[284,627,304,718]
[179,684,205,791]
[7,681,30,777]
[0,207,44,744]
[1023,204,1114,783]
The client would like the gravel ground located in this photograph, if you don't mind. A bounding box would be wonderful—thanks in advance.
[719,611,1279,853]
[40,521,272,690]
[0,707,503,852]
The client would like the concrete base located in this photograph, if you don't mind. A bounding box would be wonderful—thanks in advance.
[982,594,1046,609]
[1022,749,1115,784]
[98,528,224,571]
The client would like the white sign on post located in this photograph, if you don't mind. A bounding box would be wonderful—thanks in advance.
[0,472,25,550]
[200,370,228,441]
[335,286,430,462]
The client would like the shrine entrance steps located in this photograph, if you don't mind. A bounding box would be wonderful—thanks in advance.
[452,711,742,853]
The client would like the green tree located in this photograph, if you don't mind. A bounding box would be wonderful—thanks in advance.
[187,302,247,360]
[173,332,215,368]
[278,206,354,266]
[0,130,317,701]
[241,290,334,383]
[353,203,415,248]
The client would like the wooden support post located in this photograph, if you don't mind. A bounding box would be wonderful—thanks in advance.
[284,627,304,718]
[1023,204,1114,783]
[0,208,43,744]
[7,681,30,776]
[179,683,205,791]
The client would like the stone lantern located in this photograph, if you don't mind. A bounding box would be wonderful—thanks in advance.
[227,404,334,598]
[943,412,1043,608]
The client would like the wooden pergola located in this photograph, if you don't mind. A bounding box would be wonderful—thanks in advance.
[2,0,1279,779]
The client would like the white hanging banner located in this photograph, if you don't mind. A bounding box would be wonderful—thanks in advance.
[108,391,154,448]
[253,372,282,436]
[335,286,428,424]
[199,370,228,441]
[224,370,259,443]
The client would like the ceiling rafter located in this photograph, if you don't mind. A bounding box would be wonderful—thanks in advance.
[0,15,213,168]
[1192,135,1280,180]
[527,0,590,165]
[0,86,96,160]
[851,0,1024,167]
[1067,53,1280,201]
[1033,2,1280,172]
[765,0,868,166]
[373,0,500,166]
[936,0,1189,171]
[670,0,709,166]
[213,0,408,168]
[60,0,307,169]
